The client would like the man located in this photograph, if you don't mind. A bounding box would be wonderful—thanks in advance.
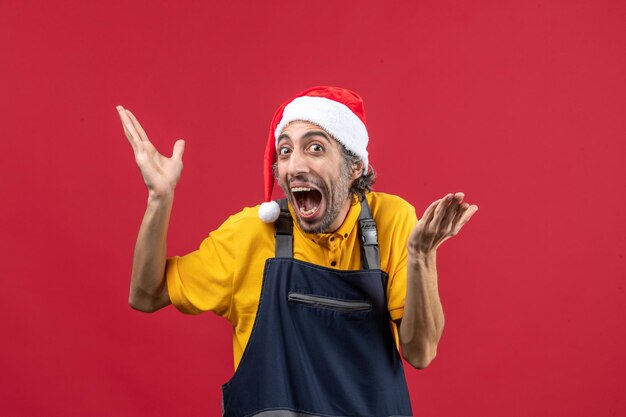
[117,86,478,417]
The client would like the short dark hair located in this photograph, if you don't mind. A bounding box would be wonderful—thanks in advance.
[337,142,376,201]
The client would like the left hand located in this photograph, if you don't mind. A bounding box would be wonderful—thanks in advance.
[408,192,478,256]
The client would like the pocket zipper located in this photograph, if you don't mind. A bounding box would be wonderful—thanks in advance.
[288,292,372,312]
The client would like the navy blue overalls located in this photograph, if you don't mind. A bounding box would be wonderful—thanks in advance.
[221,199,413,417]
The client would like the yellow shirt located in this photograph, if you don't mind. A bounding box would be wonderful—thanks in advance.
[165,191,418,370]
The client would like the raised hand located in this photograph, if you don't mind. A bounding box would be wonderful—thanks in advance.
[408,192,478,256]
[117,106,185,199]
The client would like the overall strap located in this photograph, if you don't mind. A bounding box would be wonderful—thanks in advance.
[358,198,380,270]
[274,198,293,257]
[273,197,380,270]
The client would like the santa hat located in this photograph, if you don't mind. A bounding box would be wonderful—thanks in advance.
[258,86,370,223]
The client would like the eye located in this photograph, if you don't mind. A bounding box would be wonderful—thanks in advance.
[309,143,324,153]
[278,146,291,156]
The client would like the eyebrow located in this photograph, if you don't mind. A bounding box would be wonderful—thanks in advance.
[277,130,332,144]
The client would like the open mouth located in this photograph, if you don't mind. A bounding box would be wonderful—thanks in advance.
[291,186,323,219]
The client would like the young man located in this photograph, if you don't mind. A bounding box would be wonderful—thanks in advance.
[117,86,478,417]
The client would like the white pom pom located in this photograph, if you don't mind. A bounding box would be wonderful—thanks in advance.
[258,201,281,223]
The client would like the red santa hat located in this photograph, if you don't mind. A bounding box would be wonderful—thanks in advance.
[258,86,370,223]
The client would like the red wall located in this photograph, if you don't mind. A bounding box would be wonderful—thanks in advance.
[1,1,624,416]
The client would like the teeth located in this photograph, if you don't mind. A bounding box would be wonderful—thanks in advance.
[291,187,312,192]
[299,206,318,216]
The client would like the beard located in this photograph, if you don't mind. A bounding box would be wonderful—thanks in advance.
[277,163,353,234]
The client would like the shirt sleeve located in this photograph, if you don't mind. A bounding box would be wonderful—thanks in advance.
[165,216,239,318]
[378,196,418,321]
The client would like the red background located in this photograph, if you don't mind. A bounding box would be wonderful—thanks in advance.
[1,1,625,416]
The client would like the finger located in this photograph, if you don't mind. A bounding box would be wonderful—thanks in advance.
[419,198,443,225]
[428,193,454,230]
[125,110,150,143]
[447,201,469,238]
[440,192,464,232]
[172,139,185,160]
[450,204,478,235]
[116,106,142,151]
[116,106,140,152]
[121,123,137,151]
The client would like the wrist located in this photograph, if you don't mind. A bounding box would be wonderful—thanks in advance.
[147,190,174,206]
[408,249,436,267]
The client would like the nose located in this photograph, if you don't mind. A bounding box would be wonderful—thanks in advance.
[286,148,309,177]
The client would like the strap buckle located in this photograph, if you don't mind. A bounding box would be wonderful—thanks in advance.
[359,219,378,246]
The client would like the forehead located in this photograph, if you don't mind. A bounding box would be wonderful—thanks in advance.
[278,120,334,141]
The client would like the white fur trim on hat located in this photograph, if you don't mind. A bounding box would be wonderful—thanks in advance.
[274,96,369,175]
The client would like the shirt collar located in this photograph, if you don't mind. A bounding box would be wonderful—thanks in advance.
[288,194,361,245]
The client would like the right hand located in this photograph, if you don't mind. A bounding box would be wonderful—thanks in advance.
[117,106,185,199]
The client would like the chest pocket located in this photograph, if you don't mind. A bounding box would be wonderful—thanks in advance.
[288,292,372,312]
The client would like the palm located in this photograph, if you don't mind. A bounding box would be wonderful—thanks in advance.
[135,140,182,195]
[409,192,478,255]
[117,106,185,197]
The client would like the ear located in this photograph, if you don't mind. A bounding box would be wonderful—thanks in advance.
[350,160,364,181]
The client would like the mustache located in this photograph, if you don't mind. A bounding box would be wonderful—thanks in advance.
[287,174,326,191]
